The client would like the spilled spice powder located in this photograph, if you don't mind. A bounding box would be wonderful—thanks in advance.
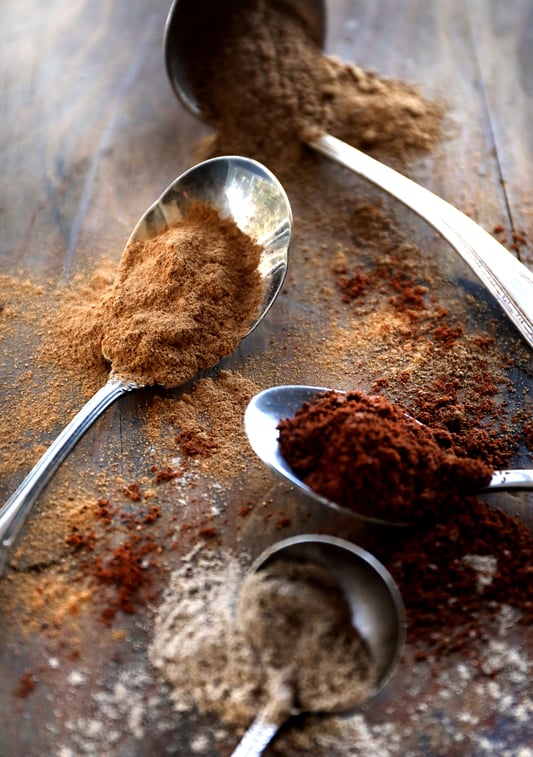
[367,497,533,658]
[141,370,263,481]
[181,0,444,169]
[66,498,165,625]
[93,540,154,624]
[150,549,376,731]
[277,389,493,523]
[319,201,533,471]
[14,669,37,698]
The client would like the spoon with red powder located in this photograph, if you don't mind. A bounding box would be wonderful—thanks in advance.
[164,0,533,350]
[0,156,292,574]
[244,385,533,525]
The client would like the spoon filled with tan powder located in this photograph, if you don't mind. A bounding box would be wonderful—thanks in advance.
[231,534,404,756]
[0,155,292,574]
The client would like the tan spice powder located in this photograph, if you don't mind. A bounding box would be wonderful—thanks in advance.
[140,370,263,480]
[237,559,377,715]
[183,0,444,170]
[73,201,264,387]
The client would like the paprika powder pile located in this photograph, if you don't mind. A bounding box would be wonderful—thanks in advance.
[277,389,493,523]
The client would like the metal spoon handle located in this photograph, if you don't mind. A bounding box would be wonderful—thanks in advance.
[488,469,533,490]
[231,715,280,757]
[311,133,533,350]
[0,375,136,574]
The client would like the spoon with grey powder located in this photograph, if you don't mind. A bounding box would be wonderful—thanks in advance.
[164,0,533,351]
[231,534,405,756]
[0,155,292,574]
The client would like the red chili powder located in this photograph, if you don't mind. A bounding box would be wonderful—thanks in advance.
[176,428,219,457]
[277,390,493,523]
[15,669,37,698]
[368,497,533,657]
[64,496,163,624]
[412,375,514,468]
[92,539,155,624]
[524,421,533,451]
[151,464,187,482]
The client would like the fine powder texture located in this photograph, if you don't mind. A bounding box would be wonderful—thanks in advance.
[2,2,532,753]
[277,390,493,523]
[149,552,263,727]
[237,559,377,717]
[149,550,376,730]
[64,201,263,387]
[100,202,264,386]
[182,0,444,166]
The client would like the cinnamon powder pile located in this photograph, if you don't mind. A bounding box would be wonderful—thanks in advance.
[37,202,264,390]
[277,390,493,523]
[97,202,263,386]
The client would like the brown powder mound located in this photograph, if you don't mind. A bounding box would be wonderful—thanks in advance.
[47,202,264,388]
[277,390,493,523]
[372,497,533,655]
[182,0,444,166]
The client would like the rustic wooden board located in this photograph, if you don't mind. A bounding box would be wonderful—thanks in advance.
[0,1,531,755]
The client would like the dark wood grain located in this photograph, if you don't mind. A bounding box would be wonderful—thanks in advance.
[0,1,531,755]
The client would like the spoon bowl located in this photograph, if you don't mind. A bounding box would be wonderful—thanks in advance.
[164,0,326,118]
[164,0,533,350]
[231,533,405,756]
[0,156,292,574]
[244,384,408,526]
[244,385,533,525]
[128,155,292,332]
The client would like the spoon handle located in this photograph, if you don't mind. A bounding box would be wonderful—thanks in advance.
[0,375,136,575]
[311,133,533,350]
[488,469,533,490]
[231,715,280,757]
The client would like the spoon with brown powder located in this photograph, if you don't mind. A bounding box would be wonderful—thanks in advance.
[244,385,533,525]
[164,0,533,351]
[231,534,405,756]
[0,155,292,574]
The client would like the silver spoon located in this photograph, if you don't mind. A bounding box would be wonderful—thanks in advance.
[231,533,405,757]
[244,385,533,524]
[164,0,533,350]
[0,155,292,574]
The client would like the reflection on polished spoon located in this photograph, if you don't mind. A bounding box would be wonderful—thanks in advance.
[0,156,292,574]
[231,534,405,757]
[164,0,533,350]
[244,385,533,523]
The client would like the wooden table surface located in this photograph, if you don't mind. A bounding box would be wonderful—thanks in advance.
[1,1,532,755]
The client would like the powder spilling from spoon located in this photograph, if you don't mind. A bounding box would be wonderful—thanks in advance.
[181,0,444,166]
[61,201,264,387]
[149,550,376,731]
[277,390,493,523]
